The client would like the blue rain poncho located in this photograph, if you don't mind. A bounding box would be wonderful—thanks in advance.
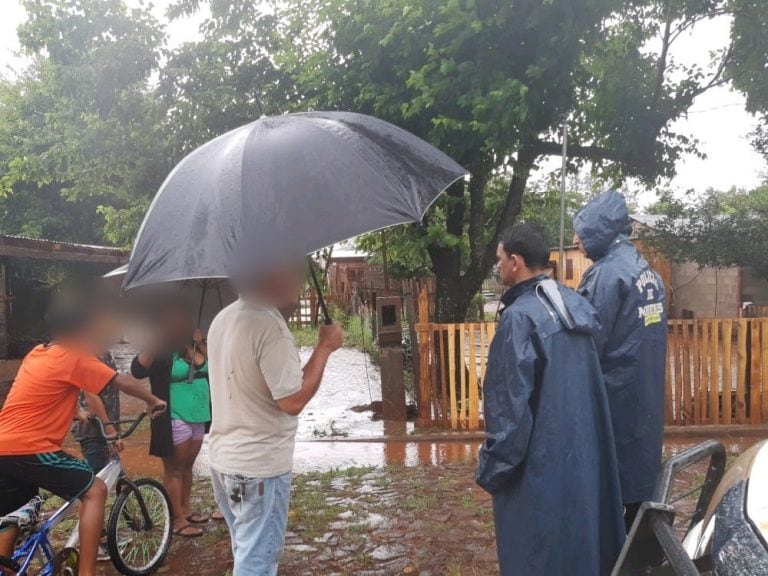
[574,190,668,505]
[476,276,625,576]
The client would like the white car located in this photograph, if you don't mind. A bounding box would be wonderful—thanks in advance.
[612,440,768,575]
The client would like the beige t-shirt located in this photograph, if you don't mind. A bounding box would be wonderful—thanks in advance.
[207,299,302,478]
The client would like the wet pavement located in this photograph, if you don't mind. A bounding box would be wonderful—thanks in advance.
[72,344,768,575]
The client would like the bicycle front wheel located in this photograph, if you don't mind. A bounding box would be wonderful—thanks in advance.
[106,478,172,576]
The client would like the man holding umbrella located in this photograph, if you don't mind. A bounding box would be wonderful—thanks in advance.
[206,263,342,575]
[120,111,468,574]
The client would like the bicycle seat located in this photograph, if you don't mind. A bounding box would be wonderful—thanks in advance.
[0,496,44,532]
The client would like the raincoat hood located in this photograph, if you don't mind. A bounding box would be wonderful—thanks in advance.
[501,276,600,337]
[573,190,631,260]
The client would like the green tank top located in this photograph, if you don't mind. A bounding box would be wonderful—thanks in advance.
[169,353,211,423]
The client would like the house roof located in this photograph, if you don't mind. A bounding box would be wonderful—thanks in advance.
[629,214,665,228]
[0,234,129,265]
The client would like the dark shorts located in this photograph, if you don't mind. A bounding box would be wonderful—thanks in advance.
[0,451,95,517]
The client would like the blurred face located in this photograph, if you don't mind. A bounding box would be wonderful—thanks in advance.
[573,233,586,255]
[76,309,119,356]
[496,243,523,287]
[159,307,194,349]
[255,261,307,311]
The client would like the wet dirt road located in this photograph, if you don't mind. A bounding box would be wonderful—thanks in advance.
[76,345,767,575]
[110,346,469,478]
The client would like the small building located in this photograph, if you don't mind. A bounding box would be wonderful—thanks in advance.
[0,234,129,359]
[326,246,371,304]
[549,215,768,319]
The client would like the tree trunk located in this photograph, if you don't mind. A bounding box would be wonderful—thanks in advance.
[429,146,536,323]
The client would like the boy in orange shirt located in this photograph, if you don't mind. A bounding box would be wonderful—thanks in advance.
[0,286,166,576]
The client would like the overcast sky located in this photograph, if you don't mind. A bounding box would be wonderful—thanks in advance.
[0,1,765,204]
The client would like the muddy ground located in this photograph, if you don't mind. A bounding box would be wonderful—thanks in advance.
[42,439,752,576]
[40,345,762,575]
[48,459,494,576]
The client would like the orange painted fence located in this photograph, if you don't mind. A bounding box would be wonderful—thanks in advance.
[415,310,768,430]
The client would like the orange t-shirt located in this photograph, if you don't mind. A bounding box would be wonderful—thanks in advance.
[0,344,116,455]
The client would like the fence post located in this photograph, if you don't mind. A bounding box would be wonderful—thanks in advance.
[416,289,433,424]
[750,320,762,425]
[762,320,768,424]
[404,291,419,396]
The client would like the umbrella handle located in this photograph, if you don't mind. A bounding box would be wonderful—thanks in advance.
[307,257,333,325]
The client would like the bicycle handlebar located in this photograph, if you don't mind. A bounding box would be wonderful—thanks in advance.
[90,411,149,442]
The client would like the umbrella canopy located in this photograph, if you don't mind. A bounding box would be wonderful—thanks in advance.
[105,264,236,332]
[124,111,467,291]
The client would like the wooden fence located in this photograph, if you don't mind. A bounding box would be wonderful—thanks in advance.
[415,310,768,429]
[740,304,768,318]
[666,319,768,426]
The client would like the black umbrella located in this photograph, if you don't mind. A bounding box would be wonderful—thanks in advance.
[107,265,237,333]
[124,112,467,321]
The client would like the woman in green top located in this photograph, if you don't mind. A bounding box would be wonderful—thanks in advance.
[134,314,214,538]
[167,329,211,535]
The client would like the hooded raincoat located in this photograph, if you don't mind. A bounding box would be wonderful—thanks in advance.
[476,275,625,576]
[573,190,667,505]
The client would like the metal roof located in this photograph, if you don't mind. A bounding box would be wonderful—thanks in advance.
[629,214,666,228]
[0,234,129,264]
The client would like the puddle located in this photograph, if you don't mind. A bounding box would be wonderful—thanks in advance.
[89,344,479,478]
[663,435,764,458]
[295,347,414,440]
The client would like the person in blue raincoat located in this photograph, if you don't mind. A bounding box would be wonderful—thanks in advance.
[476,223,625,576]
[573,190,667,531]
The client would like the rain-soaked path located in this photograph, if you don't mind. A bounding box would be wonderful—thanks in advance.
[64,345,767,575]
[84,345,481,478]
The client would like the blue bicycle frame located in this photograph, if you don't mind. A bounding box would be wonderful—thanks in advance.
[8,413,152,575]
[11,495,79,576]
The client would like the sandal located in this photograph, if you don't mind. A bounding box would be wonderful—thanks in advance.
[173,524,204,538]
[211,510,225,521]
[186,513,209,524]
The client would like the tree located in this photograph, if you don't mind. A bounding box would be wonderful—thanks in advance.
[355,177,588,279]
[269,0,758,320]
[648,185,768,282]
[727,0,768,160]
[0,0,169,246]
[159,1,294,157]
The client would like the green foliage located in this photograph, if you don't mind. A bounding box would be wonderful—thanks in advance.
[727,0,768,160]
[291,307,377,358]
[158,2,292,156]
[648,185,768,282]
[0,0,765,324]
[0,0,170,245]
[272,0,755,320]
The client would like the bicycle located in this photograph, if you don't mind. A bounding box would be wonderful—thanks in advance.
[0,412,172,576]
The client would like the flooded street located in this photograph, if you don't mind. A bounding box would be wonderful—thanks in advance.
[103,345,484,478]
[295,347,413,440]
[67,345,768,576]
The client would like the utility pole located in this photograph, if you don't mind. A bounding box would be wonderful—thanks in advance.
[558,118,568,279]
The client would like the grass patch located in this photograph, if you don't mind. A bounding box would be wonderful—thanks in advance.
[403,493,437,512]
[288,466,376,540]
[290,308,378,360]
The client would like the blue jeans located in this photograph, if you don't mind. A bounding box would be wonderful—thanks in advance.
[211,468,292,576]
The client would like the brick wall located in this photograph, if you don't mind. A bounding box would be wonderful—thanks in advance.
[670,262,740,318]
